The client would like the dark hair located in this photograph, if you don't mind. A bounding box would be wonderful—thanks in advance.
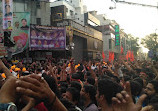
[42,73,60,98]
[36,68,42,72]
[86,71,91,76]
[59,81,68,88]
[66,87,80,103]
[130,80,142,96]
[70,81,81,92]
[149,95,158,111]
[60,98,77,111]
[84,85,97,105]
[133,77,144,88]
[21,18,27,22]
[111,76,120,83]
[123,75,131,82]
[60,87,67,95]
[148,80,158,93]
[5,5,10,8]
[98,79,123,105]
[86,76,95,85]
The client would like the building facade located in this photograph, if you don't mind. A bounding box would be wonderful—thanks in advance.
[50,0,103,62]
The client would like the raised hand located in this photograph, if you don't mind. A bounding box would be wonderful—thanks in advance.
[0,76,17,103]
[0,59,13,78]
[16,74,67,111]
[112,82,147,111]
[16,74,54,104]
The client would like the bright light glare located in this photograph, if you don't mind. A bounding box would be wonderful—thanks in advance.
[142,47,149,53]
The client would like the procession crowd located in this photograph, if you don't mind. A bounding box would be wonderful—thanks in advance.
[0,57,158,111]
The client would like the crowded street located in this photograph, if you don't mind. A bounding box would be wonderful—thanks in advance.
[0,0,158,111]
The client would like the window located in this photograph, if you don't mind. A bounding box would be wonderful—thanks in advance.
[70,10,73,16]
[66,8,68,12]
[36,18,41,25]
[36,2,41,8]
[109,39,111,49]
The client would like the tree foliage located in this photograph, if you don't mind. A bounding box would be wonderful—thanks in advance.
[141,33,158,51]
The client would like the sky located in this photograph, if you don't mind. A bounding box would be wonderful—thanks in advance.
[83,0,158,38]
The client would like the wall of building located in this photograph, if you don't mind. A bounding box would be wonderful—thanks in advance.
[50,0,84,25]
[13,0,50,25]
[72,35,85,62]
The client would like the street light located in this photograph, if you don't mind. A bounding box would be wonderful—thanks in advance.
[109,0,117,10]
[109,6,116,9]
[66,42,75,57]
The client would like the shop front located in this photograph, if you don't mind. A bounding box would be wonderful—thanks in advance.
[52,19,103,62]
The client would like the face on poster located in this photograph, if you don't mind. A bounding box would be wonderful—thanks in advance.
[9,12,30,55]
[2,0,13,30]
[30,25,66,50]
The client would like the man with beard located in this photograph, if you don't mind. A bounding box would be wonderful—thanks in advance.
[144,80,158,106]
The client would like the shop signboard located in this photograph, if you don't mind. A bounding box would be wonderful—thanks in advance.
[115,25,120,46]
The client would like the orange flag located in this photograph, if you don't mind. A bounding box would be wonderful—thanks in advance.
[130,51,134,62]
[112,52,114,61]
[121,46,123,54]
[109,51,114,62]
[126,51,129,61]
[102,51,106,61]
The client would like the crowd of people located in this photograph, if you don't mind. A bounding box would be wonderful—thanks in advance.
[0,57,158,111]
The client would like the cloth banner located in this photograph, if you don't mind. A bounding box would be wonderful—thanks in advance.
[30,25,66,50]
[2,0,13,30]
[130,51,134,62]
[109,51,114,62]
[126,51,134,62]
[121,45,123,54]
[0,10,6,57]
[102,51,105,61]
[9,12,30,55]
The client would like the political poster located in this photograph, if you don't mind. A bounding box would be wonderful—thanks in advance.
[30,25,66,50]
[9,12,30,55]
[0,12,7,58]
[2,0,13,30]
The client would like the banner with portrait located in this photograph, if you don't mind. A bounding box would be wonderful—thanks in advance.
[30,25,66,50]
[0,12,7,58]
[2,0,13,30]
[9,12,30,55]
